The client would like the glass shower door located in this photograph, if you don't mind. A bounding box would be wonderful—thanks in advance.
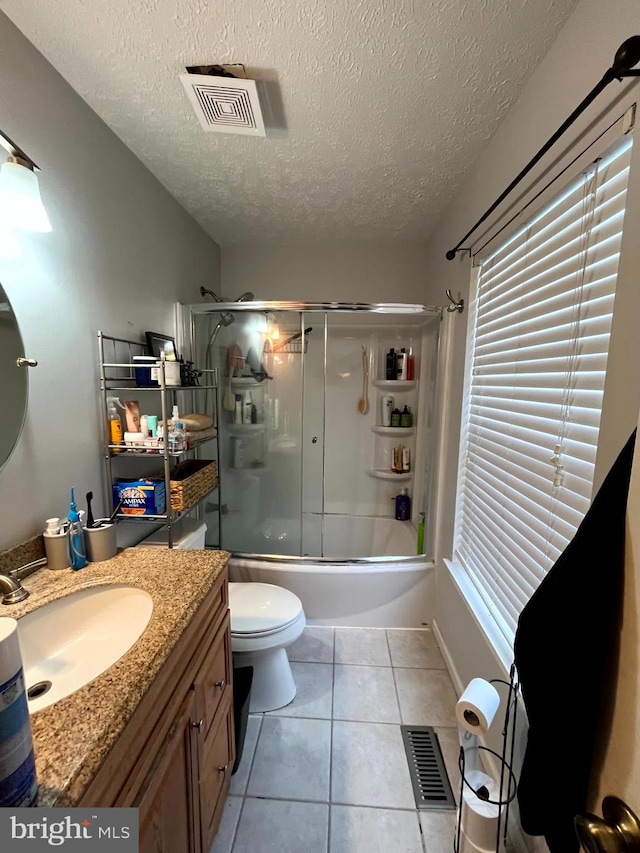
[195,309,305,555]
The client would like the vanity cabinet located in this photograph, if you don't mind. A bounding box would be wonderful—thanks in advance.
[138,690,200,853]
[80,566,234,853]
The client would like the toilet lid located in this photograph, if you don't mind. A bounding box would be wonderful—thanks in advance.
[229,583,303,634]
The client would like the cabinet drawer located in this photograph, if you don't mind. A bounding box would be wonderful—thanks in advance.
[199,698,234,851]
[194,611,232,741]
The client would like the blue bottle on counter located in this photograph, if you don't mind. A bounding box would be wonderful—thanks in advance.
[0,618,38,807]
[68,488,87,570]
[395,488,411,521]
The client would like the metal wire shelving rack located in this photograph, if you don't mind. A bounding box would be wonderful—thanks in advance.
[98,331,221,548]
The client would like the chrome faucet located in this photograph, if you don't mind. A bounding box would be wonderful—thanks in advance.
[0,572,30,605]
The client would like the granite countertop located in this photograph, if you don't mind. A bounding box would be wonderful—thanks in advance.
[8,547,230,807]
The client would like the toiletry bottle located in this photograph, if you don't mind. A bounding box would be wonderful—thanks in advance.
[107,397,124,452]
[395,349,405,380]
[232,436,244,468]
[406,347,415,380]
[402,446,411,472]
[397,348,408,380]
[400,405,411,428]
[175,421,186,451]
[68,488,87,570]
[386,348,396,380]
[417,512,425,554]
[140,414,149,438]
[381,395,394,427]
[391,408,401,428]
[234,394,243,425]
[395,488,411,521]
[243,391,253,425]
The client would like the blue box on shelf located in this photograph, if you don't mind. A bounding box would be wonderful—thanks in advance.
[113,478,166,516]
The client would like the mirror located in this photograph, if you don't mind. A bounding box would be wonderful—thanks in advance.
[0,283,28,470]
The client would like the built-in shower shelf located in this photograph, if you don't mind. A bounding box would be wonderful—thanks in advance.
[371,426,415,437]
[368,469,413,481]
[231,377,266,387]
[373,380,417,390]
[228,423,266,433]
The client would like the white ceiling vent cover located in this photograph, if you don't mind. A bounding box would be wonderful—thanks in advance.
[180,73,265,137]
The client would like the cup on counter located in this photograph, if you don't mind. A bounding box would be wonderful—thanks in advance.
[85,523,118,563]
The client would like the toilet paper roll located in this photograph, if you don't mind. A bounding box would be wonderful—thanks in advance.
[461,769,503,852]
[0,618,38,807]
[456,678,500,735]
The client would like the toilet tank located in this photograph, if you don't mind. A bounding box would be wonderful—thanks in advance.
[137,517,207,550]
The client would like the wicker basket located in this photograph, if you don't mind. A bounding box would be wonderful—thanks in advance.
[166,459,218,513]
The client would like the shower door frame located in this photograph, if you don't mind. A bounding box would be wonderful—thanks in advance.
[182,300,444,564]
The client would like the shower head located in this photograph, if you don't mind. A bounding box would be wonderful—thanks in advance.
[236,291,254,302]
[200,286,224,302]
[218,312,235,327]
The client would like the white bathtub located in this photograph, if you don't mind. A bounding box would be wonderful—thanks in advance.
[228,515,434,628]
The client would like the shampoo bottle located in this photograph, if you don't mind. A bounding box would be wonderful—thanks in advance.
[234,394,243,425]
[395,488,411,521]
[243,391,253,425]
[386,348,396,380]
[68,488,87,570]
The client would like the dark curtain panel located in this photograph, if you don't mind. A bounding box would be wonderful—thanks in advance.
[514,430,635,852]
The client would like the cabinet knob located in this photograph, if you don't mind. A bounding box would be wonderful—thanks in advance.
[214,679,226,691]
[192,718,204,732]
[218,764,229,774]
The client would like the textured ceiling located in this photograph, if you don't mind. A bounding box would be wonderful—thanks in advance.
[2,0,579,245]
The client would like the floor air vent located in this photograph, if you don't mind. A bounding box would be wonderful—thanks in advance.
[401,726,456,810]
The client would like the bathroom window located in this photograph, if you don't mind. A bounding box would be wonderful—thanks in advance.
[454,134,634,643]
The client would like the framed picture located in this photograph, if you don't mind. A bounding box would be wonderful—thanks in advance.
[145,331,178,362]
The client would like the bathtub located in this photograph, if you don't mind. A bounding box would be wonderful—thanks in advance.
[228,515,434,628]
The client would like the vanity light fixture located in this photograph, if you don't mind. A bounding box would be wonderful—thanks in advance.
[0,130,52,233]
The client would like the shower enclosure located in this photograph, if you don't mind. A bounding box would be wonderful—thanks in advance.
[183,301,441,563]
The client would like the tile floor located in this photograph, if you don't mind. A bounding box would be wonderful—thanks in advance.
[212,627,459,853]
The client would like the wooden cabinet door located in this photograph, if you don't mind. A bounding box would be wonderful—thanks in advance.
[194,611,232,742]
[199,699,235,852]
[137,690,201,853]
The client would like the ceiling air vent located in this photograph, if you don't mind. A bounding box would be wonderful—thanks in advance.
[180,69,265,137]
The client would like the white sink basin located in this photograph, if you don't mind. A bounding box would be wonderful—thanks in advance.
[17,584,153,713]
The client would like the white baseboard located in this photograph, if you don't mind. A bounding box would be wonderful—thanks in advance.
[433,617,465,696]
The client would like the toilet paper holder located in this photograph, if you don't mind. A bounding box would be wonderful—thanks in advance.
[575,797,640,853]
[454,663,520,853]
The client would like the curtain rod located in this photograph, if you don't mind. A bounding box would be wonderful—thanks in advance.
[445,36,640,261]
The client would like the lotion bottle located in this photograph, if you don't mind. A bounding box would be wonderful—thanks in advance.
[381,395,394,427]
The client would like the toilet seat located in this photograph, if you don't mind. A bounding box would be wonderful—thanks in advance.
[229,582,303,636]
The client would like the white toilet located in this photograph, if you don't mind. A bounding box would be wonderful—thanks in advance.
[229,582,306,713]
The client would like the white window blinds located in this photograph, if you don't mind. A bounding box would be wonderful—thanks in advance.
[454,134,634,643]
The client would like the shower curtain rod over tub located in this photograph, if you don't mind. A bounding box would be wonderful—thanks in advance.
[189,300,443,315]
[445,35,640,261]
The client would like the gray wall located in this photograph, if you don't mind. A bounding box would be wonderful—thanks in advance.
[222,241,438,305]
[0,13,221,548]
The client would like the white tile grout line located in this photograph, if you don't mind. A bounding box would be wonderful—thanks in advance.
[229,714,264,853]
[327,628,336,853]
